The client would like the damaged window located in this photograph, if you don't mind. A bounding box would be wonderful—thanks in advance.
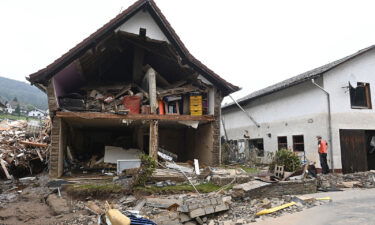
[350,82,372,109]
[292,135,304,152]
[277,136,287,150]
[249,138,264,157]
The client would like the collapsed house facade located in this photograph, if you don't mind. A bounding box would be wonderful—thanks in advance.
[222,45,375,174]
[27,0,238,178]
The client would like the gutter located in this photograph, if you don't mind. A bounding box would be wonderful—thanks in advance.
[311,79,334,173]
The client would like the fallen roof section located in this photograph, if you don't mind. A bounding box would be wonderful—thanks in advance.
[223,44,375,109]
[27,0,239,96]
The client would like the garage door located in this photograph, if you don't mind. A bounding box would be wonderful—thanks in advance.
[340,129,367,173]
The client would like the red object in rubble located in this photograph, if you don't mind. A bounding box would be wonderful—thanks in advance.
[123,96,141,114]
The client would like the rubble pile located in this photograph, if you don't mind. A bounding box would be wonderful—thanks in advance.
[213,195,328,224]
[318,170,375,190]
[0,119,50,179]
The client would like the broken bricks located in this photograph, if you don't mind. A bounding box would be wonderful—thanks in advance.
[184,196,229,218]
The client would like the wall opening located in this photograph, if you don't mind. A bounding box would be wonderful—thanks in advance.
[277,136,287,150]
[249,138,264,157]
[292,135,304,152]
[350,82,372,109]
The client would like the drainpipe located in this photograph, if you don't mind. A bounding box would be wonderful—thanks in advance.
[228,94,260,128]
[311,79,334,173]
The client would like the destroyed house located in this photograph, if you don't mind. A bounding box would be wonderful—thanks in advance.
[27,0,239,178]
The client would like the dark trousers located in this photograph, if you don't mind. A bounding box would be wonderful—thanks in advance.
[319,153,330,174]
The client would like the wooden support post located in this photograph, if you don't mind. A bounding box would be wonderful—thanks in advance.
[132,47,144,84]
[149,120,159,161]
[146,67,158,114]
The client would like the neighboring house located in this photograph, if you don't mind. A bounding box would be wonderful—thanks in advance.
[5,102,15,114]
[28,109,46,118]
[27,0,239,177]
[222,45,375,174]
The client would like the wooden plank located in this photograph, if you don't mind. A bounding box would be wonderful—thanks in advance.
[146,67,158,114]
[0,159,12,180]
[149,120,158,161]
[19,141,48,148]
[56,111,215,122]
[36,149,44,162]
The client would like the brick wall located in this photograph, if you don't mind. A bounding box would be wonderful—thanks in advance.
[49,117,61,177]
[212,88,223,165]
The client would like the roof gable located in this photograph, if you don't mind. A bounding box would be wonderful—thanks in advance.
[27,0,239,95]
[116,9,169,42]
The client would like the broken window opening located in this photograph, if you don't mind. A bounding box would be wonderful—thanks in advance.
[350,82,372,109]
[249,138,264,157]
[277,136,287,150]
[292,135,304,152]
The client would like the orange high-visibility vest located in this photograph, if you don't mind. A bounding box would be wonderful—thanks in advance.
[319,140,328,154]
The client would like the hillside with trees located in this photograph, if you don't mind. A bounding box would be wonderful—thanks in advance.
[0,76,47,110]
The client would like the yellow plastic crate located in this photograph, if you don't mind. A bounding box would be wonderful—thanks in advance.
[191,110,202,116]
[190,96,202,101]
[190,105,203,111]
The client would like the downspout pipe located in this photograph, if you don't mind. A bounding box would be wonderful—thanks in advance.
[228,94,260,128]
[311,79,334,173]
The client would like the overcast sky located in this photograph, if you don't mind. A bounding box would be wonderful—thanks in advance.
[1,0,375,103]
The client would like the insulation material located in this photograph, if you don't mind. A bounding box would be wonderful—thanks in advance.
[104,146,142,164]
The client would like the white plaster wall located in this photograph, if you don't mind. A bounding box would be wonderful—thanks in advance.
[222,79,329,165]
[223,48,375,170]
[322,48,375,169]
[116,10,169,42]
[28,111,44,117]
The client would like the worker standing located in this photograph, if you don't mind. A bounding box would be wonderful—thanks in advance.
[317,136,330,174]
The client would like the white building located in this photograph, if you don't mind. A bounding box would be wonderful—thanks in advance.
[222,45,375,174]
[5,103,15,114]
[28,109,46,118]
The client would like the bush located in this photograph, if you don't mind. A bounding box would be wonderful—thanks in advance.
[133,154,157,186]
[269,149,301,172]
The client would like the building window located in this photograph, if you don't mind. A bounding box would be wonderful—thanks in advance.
[277,136,287,150]
[249,138,264,157]
[350,82,372,109]
[292,135,304,152]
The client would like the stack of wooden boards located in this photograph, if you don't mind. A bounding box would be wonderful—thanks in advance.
[0,119,51,179]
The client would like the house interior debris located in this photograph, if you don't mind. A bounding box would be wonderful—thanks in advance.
[28,26,238,177]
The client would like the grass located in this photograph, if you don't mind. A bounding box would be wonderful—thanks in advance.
[0,114,29,121]
[240,166,259,174]
[66,183,129,199]
[134,182,229,194]
[219,165,259,174]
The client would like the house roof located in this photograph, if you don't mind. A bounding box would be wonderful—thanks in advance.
[223,44,375,109]
[27,0,239,95]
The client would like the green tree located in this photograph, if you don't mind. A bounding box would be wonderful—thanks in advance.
[15,104,20,116]
[26,104,35,112]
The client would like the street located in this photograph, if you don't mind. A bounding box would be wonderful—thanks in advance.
[255,188,375,225]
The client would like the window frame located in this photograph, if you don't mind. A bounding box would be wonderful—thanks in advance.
[292,135,305,152]
[350,82,372,109]
[277,136,288,150]
[249,138,264,157]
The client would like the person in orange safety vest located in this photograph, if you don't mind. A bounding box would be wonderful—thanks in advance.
[317,136,330,174]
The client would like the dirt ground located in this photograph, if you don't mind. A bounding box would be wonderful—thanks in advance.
[0,174,97,225]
